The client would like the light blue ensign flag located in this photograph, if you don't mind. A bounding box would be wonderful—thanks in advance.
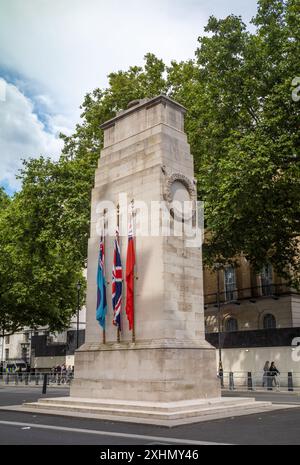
[96,236,107,329]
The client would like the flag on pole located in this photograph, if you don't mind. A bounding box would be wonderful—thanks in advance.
[96,235,107,329]
[112,230,123,330]
[125,222,135,330]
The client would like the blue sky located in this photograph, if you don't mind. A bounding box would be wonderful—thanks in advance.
[0,0,259,193]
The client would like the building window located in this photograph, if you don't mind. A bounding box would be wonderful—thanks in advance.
[263,313,276,329]
[5,348,9,360]
[5,335,10,344]
[225,317,238,332]
[24,332,30,343]
[224,266,237,301]
[261,264,273,296]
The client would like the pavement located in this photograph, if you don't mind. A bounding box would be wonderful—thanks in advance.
[223,389,300,405]
[0,386,300,445]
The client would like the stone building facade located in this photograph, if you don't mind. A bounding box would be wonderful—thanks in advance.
[204,257,300,333]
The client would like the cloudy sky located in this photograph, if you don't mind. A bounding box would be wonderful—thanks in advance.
[0,0,258,193]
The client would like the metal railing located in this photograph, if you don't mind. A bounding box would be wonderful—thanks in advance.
[0,371,73,387]
[219,371,300,392]
[205,283,294,306]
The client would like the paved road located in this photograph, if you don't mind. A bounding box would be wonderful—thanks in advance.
[1,386,300,445]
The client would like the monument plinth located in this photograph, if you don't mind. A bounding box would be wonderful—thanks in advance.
[23,96,273,424]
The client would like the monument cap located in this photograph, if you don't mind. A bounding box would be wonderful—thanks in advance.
[100,94,186,130]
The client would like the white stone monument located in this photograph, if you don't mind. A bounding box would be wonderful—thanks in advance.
[71,95,220,403]
[23,96,272,424]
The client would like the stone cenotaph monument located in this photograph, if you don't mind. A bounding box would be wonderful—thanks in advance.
[72,95,220,402]
[25,96,271,424]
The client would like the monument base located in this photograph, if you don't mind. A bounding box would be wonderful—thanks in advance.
[69,341,220,401]
[21,396,278,426]
[19,341,286,426]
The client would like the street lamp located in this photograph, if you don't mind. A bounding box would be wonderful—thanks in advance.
[214,263,224,384]
[76,281,81,350]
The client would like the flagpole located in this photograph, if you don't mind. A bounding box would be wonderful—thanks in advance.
[131,200,136,344]
[117,204,121,344]
[103,208,107,345]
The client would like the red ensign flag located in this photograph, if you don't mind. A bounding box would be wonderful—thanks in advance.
[125,224,135,330]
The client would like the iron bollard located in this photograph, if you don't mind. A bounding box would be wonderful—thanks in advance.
[42,373,47,394]
[218,369,224,388]
[15,373,18,385]
[247,371,253,390]
[5,373,9,384]
[288,372,294,392]
[35,373,39,385]
[25,373,29,385]
[229,371,234,390]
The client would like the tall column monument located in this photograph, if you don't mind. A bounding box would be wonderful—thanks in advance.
[71,95,220,402]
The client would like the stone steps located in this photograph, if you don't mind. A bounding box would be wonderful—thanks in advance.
[34,396,257,413]
[23,396,272,422]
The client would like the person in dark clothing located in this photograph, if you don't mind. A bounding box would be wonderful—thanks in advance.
[262,361,270,387]
[269,361,280,388]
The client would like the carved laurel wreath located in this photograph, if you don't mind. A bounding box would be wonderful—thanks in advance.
[163,171,197,204]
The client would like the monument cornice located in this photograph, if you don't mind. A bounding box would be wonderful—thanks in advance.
[77,340,214,352]
[100,94,186,130]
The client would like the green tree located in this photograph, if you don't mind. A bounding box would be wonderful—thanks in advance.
[190,0,300,286]
[0,159,86,336]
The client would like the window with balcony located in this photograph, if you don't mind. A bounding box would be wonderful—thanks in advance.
[5,335,10,344]
[263,313,276,329]
[261,264,273,296]
[225,317,238,332]
[5,348,9,360]
[224,266,237,302]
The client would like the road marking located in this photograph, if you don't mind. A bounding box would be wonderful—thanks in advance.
[0,420,230,445]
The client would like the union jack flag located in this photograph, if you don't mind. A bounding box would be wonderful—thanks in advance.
[112,230,123,330]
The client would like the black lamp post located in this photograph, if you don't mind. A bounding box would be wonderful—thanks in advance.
[214,263,223,382]
[76,281,81,349]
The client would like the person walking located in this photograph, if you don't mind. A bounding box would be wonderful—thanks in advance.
[269,361,280,389]
[262,361,270,388]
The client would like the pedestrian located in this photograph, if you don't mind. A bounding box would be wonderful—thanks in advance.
[66,365,73,383]
[262,361,270,387]
[269,361,280,389]
[61,364,67,383]
[56,364,62,384]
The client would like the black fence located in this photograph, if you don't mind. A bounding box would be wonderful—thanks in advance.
[0,371,73,387]
[31,329,85,357]
[206,327,300,348]
[219,370,300,391]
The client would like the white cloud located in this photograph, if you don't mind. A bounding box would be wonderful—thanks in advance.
[0,80,62,190]
[0,0,257,111]
[0,0,258,190]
